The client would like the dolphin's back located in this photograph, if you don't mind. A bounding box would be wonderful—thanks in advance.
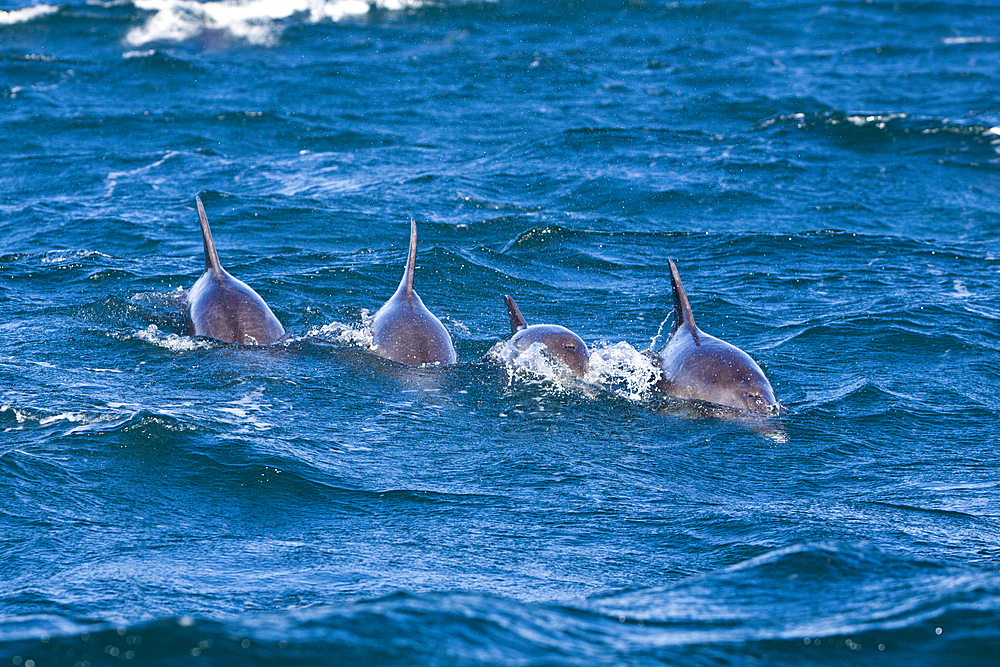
[186,272,285,345]
[370,220,457,365]
[184,197,285,346]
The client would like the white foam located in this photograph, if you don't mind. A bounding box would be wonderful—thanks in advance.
[134,324,212,351]
[488,338,663,403]
[126,0,423,47]
[985,126,1000,154]
[487,340,591,394]
[107,401,141,409]
[843,113,906,129]
[2,404,104,435]
[949,280,972,298]
[41,249,113,264]
[105,150,181,197]
[586,342,661,402]
[0,4,59,26]
[215,389,275,432]
[491,340,551,375]
[1,404,28,424]
[122,49,157,59]
[38,412,87,426]
[308,314,374,350]
[942,36,993,45]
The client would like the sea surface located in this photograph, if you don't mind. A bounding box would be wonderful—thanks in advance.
[2,0,999,664]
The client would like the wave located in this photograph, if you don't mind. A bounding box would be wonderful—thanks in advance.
[753,110,1000,166]
[3,542,998,665]
[592,542,1000,641]
[0,4,58,26]
[125,0,425,46]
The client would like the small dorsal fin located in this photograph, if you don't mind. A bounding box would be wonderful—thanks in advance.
[397,218,418,297]
[196,196,223,275]
[504,294,528,333]
[668,259,700,346]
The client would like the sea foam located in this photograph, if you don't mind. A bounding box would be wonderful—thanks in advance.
[126,0,423,46]
[0,4,58,26]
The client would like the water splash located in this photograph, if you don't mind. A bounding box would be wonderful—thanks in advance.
[307,312,374,350]
[133,324,212,351]
[486,338,661,403]
[586,342,660,403]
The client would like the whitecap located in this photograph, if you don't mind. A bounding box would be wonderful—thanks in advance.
[843,113,907,129]
[38,412,87,426]
[41,249,113,264]
[941,36,993,45]
[125,0,424,47]
[1,404,29,426]
[985,127,1000,154]
[122,49,157,59]
[949,280,971,298]
[0,4,59,26]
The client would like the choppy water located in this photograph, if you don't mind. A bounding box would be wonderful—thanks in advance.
[2,0,1000,664]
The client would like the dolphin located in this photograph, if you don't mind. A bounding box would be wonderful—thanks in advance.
[503,294,590,378]
[653,259,779,413]
[370,219,457,365]
[183,197,285,345]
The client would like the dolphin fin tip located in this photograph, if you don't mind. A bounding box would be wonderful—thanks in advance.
[504,294,528,333]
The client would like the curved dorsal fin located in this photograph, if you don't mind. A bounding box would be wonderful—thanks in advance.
[397,218,417,297]
[504,294,528,333]
[196,196,223,275]
[668,259,700,346]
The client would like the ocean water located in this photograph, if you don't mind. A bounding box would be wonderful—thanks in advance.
[2,0,999,664]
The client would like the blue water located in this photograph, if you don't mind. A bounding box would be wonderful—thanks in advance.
[2,0,1000,664]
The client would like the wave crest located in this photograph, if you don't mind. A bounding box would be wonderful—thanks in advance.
[126,0,424,47]
[0,4,58,26]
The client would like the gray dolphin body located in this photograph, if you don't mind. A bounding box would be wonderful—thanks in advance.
[370,220,457,365]
[503,295,590,378]
[183,197,285,345]
[654,260,779,413]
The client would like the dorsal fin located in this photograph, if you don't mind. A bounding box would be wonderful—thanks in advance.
[196,196,223,275]
[397,218,417,297]
[504,294,528,333]
[668,259,700,346]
